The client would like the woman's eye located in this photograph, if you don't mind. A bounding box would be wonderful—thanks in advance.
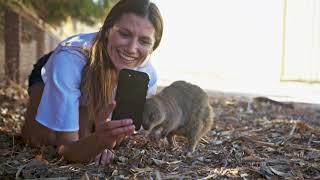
[119,31,129,37]
[140,40,152,46]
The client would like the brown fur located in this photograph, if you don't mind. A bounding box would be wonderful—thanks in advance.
[142,81,215,154]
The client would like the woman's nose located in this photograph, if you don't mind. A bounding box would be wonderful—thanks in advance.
[127,39,138,53]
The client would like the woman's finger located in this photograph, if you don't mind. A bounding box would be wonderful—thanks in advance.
[100,149,114,165]
[110,125,135,136]
[98,119,133,131]
[108,150,115,163]
[95,153,102,165]
[116,135,125,146]
[103,101,116,120]
[96,101,117,128]
[100,151,107,165]
[98,125,134,148]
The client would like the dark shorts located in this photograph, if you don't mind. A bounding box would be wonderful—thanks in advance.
[28,51,53,88]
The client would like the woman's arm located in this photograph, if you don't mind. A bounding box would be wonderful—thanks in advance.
[24,99,134,163]
[57,119,135,163]
[55,101,134,163]
[79,106,92,138]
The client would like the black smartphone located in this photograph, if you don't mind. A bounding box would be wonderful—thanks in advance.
[112,69,149,130]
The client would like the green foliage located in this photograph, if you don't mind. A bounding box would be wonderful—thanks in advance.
[0,0,117,27]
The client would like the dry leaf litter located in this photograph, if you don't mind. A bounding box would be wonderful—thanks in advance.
[0,80,319,179]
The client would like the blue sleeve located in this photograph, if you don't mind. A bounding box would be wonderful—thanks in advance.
[137,62,158,97]
[35,50,86,131]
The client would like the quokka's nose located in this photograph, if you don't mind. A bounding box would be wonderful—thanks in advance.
[142,122,150,130]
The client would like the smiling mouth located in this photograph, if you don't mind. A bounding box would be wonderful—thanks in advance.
[118,50,138,64]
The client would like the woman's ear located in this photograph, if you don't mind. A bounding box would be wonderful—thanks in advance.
[105,25,113,38]
[105,29,110,38]
[146,52,153,61]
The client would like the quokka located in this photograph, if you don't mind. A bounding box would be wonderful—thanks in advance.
[142,81,215,155]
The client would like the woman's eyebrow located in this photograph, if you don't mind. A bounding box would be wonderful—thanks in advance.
[140,36,153,42]
[116,26,154,41]
[115,25,129,32]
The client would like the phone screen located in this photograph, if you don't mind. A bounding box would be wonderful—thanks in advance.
[111,69,149,130]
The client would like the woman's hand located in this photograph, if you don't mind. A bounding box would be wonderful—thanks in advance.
[116,135,129,146]
[95,101,134,148]
[95,118,135,149]
[58,119,134,163]
[95,149,115,165]
[58,102,135,163]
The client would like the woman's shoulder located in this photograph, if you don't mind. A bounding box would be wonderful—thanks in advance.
[136,61,157,86]
[137,61,156,76]
[61,33,96,47]
[57,32,97,56]
[41,33,97,83]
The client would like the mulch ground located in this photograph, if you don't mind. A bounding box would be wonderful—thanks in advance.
[0,80,319,179]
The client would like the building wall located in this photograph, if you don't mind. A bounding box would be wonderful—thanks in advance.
[0,7,60,84]
[0,39,4,80]
[281,0,320,83]
[45,32,60,54]
[0,10,4,80]
[20,40,37,84]
[19,17,37,84]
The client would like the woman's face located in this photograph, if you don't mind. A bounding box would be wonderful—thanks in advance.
[107,13,155,72]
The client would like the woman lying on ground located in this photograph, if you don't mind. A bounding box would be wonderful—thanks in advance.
[22,0,163,165]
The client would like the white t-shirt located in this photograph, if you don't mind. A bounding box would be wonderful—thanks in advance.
[35,32,158,132]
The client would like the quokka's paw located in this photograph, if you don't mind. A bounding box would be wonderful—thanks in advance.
[148,132,162,142]
[186,151,194,158]
[185,146,196,157]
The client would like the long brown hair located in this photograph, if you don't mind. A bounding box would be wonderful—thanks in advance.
[81,0,164,122]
